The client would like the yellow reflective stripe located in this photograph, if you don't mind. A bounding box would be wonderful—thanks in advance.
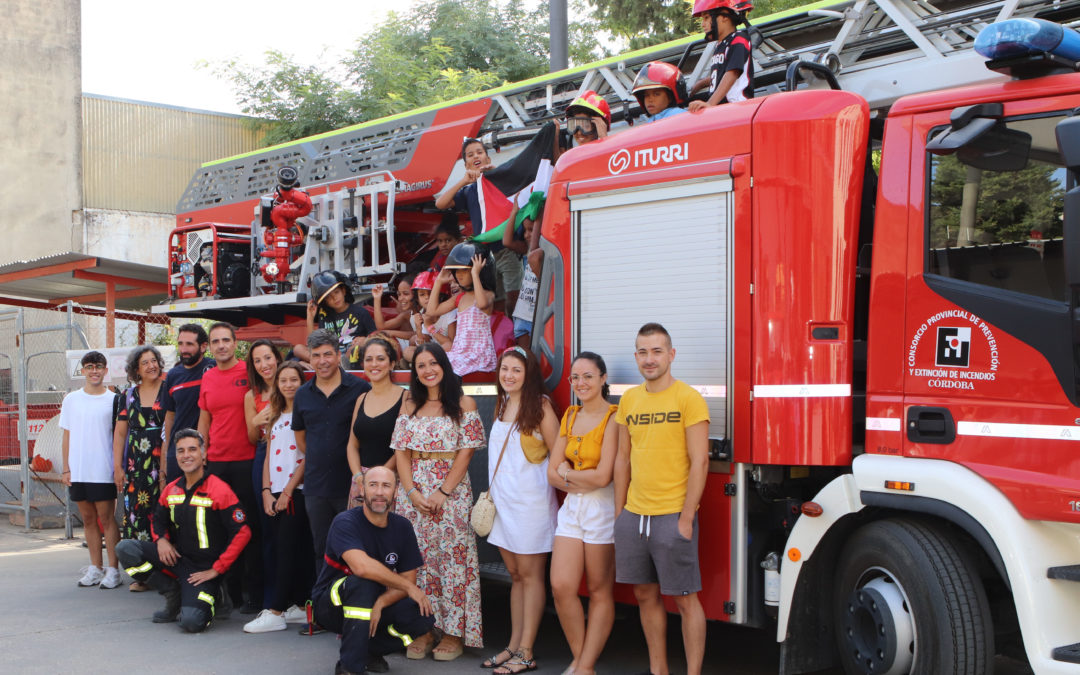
[330,577,347,607]
[195,506,208,549]
[198,591,215,617]
[342,606,371,621]
[169,505,176,525]
[166,494,185,505]
[189,496,214,507]
[125,561,153,576]
[387,624,413,646]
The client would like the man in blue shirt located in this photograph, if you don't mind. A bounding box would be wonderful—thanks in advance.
[293,329,369,580]
[313,466,434,675]
[160,324,214,484]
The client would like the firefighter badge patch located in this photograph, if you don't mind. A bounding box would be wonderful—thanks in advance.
[233,509,246,523]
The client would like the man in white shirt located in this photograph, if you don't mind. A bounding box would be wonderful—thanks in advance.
[60,351,122,589]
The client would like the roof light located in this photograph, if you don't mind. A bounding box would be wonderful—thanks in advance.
[975,18,1080,62]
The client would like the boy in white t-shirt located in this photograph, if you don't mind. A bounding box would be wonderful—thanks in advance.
[60,351,122,589]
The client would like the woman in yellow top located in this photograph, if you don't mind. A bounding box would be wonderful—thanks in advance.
[546,352,619,675]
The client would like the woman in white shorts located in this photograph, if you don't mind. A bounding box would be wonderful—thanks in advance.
[547,352,618,675]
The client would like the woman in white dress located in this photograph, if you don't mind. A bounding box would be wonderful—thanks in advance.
[483,346,559,674]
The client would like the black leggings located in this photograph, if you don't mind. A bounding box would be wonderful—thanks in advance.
[208,459,263,606]
[270,490,315,612]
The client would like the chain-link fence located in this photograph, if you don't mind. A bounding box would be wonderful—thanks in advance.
[0,303,172,533]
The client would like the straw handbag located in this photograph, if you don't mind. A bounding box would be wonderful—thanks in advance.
[471,427,512,537]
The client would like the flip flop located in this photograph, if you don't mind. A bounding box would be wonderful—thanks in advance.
[482,647,516,669]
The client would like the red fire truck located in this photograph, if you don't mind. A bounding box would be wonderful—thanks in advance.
[156,1,1080,672]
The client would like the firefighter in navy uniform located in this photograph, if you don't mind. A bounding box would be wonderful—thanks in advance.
[313,466,435,675]
[116,428,251,633]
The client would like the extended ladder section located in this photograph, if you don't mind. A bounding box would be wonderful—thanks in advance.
[177,0,1080,216]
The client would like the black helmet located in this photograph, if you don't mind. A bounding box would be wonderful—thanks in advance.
[310,270,353,306]
[444,242,496,292]
[444,242,493,270]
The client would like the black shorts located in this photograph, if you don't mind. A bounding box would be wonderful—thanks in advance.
[69,482,117,503]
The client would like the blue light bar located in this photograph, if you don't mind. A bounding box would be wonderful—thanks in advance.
[975,18,1080,62]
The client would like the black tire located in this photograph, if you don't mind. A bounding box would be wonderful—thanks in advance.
[833,518,993,675]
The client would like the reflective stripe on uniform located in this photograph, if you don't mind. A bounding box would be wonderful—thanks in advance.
[166,494,185,505]
[198,590,215,617]
[195,507,208,549]
[330,577,347,606]
[190,496,214,507]
[125,561,153,576]
[387,624,413,646]
[343,606,371,621]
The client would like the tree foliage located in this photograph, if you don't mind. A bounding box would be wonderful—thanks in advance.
[929,155,1064,246]
[583,0,808,49]
[214,0,605,145]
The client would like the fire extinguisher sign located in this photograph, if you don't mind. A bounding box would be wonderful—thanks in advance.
[907,310,1000,391]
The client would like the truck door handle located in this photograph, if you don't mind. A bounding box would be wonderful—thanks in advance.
[906,407,956,444]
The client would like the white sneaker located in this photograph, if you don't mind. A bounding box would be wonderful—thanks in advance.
[243,609,287,633]
[77,565,104,587]
[282,604,307,624]
[99,567,122,589]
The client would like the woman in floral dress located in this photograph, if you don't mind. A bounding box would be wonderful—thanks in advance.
[112,346,165,548]
[392,342,485,661]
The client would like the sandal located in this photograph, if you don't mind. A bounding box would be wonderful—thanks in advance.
[432,635,464,662]
[406,631,437,660]
[481,647,516,669]
[493,655,538,674]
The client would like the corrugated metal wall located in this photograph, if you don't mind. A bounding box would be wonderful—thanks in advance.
[81,95,265,214]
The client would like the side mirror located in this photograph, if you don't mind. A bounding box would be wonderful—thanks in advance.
[927,103,1032,171]
[1056,115,1080,288]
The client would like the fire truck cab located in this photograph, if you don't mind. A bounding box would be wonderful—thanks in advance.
[529,24,1080,675]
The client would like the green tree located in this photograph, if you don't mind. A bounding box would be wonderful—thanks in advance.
[583,0,806,49]
[214,0,605,145]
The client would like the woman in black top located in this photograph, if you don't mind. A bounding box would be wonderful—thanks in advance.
[347,337,406,506]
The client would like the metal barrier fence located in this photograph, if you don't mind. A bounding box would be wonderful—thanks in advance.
[0,304,89,533]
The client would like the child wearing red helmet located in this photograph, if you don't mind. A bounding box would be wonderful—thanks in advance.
[689,0,755,110]
[565,90,611,145]
[632,61,690,123]
[405,270,456,363]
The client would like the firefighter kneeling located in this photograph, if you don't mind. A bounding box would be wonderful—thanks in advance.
[313,466,435,675]
[116,428,251,633]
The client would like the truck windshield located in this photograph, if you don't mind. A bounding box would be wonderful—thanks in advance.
[927,113,1068,303]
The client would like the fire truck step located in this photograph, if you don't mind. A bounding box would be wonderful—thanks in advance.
[1047,565,1080,581]
[1052,642,1080,664]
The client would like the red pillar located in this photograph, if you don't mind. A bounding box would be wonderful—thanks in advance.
[105,282,115,348]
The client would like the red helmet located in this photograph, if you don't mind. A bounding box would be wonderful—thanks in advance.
[632,61,688,108]
[413,270,436,291]
[567,90,612,127]
[692,0,752,17]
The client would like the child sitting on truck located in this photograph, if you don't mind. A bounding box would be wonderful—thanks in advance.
[632,61,689,123]
[427,243,497,375]
[565,91,611,146]
[405,271,456,364]
[294,270,376,368]
[688,0,754,110]
[434,139,524,316]
[502,193,546,347]
[372,274,418,364]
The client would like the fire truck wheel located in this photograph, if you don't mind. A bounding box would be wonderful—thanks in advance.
[832,518,993,675]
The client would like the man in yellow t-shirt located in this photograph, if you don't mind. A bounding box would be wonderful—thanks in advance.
[614,322,710,675]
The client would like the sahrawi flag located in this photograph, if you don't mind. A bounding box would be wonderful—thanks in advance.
[472,121,557,242]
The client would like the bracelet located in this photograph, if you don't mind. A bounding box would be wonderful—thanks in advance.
[352,471,362,479]
[62,470,70,474]
[262,487,272,493]
[438,486,451,497]
[407,487,418,499]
